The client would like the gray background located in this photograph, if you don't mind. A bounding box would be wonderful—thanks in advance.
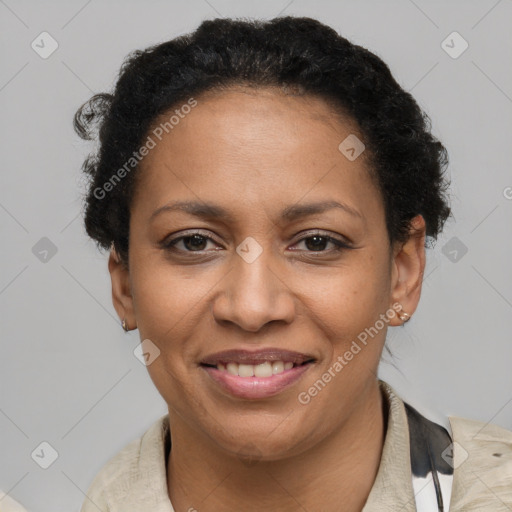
[1,0,511,510]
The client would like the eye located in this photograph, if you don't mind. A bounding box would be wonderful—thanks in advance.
[291,232,351,253]
[162,231,220,252]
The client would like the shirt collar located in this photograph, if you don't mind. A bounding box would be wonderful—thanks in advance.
[362,380,417,511]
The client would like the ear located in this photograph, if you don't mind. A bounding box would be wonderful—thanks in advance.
[108,246,136,330]
[388,215,426,326]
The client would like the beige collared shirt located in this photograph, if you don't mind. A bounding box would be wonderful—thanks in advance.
[80,380,512,512]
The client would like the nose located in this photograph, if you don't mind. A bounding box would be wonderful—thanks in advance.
[211,248,295,333]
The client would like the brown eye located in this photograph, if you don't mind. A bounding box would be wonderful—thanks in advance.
[181,234,209,251]
[293,233,350,253]
[163,231,219,253]
[304,235,330,251]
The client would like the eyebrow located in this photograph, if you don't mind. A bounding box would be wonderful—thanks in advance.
[150,199,363,223]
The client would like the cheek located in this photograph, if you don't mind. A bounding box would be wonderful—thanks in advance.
[311,259,392,394]
[307,252,391,333]
[130,260,210,340]
[294,257,392,417]
[129,264,208,407]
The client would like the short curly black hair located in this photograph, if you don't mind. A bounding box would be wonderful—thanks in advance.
[74,16,450,264]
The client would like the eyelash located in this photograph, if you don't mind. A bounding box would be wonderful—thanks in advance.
[161,229,352,256]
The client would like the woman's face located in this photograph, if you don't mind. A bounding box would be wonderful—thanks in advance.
[110,87,424,460]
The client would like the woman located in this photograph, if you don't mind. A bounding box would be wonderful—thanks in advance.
[75,16,512,512]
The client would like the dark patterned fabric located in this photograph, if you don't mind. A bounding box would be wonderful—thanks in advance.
[405,402,454,511]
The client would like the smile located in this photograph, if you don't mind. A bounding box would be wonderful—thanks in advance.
[199,348,316,399]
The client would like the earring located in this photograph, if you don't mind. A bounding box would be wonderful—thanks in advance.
[121,318,129,332]
[397,311,411,323]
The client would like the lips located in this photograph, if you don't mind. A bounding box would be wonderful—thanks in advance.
[199,348,316,399]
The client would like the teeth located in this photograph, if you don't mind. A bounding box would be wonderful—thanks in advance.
[219,361,297,377]
[254,362,272,377]
[226,363,239,376]
[238,364,254,377]
[272,361,284,374]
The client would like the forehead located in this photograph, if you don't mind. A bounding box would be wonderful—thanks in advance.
[133,87,382,223]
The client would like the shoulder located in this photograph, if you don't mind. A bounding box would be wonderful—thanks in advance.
[80,414,170,512]
[449,415,512,511]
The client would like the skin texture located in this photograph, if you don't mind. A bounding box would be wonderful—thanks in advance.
[109,87,426,512]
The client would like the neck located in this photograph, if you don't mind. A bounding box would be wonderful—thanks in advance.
[167,380,386,512]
